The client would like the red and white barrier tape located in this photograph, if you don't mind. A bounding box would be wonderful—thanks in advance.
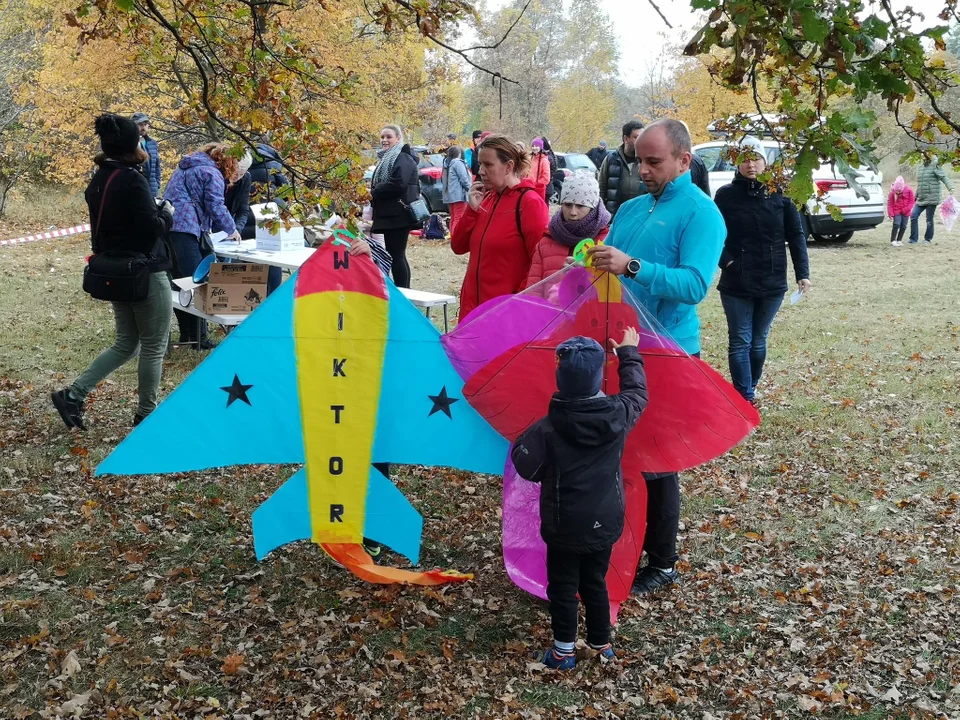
[0,224,91,247]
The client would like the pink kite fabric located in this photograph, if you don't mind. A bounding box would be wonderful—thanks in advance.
[443,266,759,613]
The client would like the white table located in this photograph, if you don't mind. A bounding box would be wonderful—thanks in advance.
[212,240,458,331]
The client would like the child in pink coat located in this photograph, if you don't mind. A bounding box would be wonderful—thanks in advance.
[888,176,915,247]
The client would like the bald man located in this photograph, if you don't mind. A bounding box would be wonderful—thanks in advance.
[588,118,726,595]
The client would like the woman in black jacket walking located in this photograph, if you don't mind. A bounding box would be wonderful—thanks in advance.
[714,137,811,404]
[370,124,420,288]
[52,114,174,430]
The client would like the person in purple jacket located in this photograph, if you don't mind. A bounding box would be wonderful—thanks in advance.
[163,143,241,350]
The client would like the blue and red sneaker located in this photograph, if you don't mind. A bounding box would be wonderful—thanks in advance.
[589,643,615,660]
[537,647,576,670]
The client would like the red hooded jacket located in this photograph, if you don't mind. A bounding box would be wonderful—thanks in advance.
[451,178,550,321]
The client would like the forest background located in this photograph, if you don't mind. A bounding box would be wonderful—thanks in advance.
[1,0,960,222]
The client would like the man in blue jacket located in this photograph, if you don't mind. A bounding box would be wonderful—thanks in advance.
[588,118,726,595]
[131,112,161,197]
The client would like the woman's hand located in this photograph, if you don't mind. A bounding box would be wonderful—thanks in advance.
[468,181,485,211]
[798,279,812,293]
[348,238,372,257]
[227,230,242,243]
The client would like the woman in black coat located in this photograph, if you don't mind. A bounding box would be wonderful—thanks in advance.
[52,114,174,430]
[714,137,811,404]
[370,124,420,288]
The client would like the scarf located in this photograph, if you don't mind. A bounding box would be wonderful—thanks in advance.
[372,143,403,188]
[548,202,612,248]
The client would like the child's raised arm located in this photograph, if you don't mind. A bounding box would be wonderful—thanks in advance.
[610,327,649,430]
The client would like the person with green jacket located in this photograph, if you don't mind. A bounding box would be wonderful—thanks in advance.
[910,154,954,244]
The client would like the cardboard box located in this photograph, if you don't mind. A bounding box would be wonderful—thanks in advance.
[174,263,268,315]
[253,203,305,252]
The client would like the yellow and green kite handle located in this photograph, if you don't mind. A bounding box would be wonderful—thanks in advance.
[573,238,603,267]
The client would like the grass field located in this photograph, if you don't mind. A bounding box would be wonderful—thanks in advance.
[1,223,958,719]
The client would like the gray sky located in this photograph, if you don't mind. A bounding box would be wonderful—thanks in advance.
[482,0,954,87]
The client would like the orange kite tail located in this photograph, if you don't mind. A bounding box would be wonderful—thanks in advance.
[321,543,474,586]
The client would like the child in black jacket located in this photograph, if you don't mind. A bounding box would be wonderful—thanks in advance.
[511,328,648,669]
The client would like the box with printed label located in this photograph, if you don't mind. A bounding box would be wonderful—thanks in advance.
[177,263,268,315]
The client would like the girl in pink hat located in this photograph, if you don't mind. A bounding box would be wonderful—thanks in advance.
[888,176,915,247]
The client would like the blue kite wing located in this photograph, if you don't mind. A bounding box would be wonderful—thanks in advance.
[96,279,304,476]
[372,282,509,474]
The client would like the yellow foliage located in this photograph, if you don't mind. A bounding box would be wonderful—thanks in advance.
[548,82,616,151]
[23,0,438,190]
[670,56,756,143]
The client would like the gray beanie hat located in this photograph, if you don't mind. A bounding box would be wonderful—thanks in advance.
[560,173,601,208]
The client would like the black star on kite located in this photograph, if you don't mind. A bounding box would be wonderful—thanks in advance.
[428,386,458,419]
[220,374,253,407]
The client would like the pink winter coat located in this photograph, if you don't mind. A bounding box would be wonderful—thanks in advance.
[888,186,915,217]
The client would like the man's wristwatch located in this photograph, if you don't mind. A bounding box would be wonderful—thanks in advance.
[624,258,641,279]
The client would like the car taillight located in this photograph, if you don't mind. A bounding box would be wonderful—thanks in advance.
[815,179,848,195]
[423,168,442,178]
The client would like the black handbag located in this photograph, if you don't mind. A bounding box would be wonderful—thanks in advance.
[82,169,153,302]
[405,197,430,227]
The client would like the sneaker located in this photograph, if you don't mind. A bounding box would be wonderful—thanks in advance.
[361,540,382,564]
[892,241,902,247]
[536,647,576,670]
[133,412,147,427]
[923,239,932,244]
[631,566,679,595]
[588,643,616,660]
[195,337,218,351]
[51,389,86,430]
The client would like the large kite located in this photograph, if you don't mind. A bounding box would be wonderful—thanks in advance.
[97,241,507,584]
[95,241,758,607]
[442,264,759,615]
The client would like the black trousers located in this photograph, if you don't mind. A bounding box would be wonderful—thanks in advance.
[546,545,612,646]
[641,472,680,568]
[382,228,411,288]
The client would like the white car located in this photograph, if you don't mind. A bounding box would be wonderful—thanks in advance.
[693,139,885,243]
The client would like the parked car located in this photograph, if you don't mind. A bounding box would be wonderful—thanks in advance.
[556,152,598,178]
[693,139,884,243]
[414,149,449,214]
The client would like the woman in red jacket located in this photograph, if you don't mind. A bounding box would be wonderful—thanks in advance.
[526,173,611,288]
[451,135,550,322]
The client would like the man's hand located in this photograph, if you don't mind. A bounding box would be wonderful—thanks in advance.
[348,238,372,257]
[798,278,812,293]
[610,326,640,349]
[227,230,242,243]
[587,244,632,275]
[468,182,485,211]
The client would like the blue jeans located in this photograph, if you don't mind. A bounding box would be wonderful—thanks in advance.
[720,293,784,402]
[909,204,936,242]
[891,213,909,228]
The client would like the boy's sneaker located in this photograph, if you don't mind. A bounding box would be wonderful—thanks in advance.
[51,389,86,430]
[537,647,576,670]
[588,643,616,660]
[631,566,679,595]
